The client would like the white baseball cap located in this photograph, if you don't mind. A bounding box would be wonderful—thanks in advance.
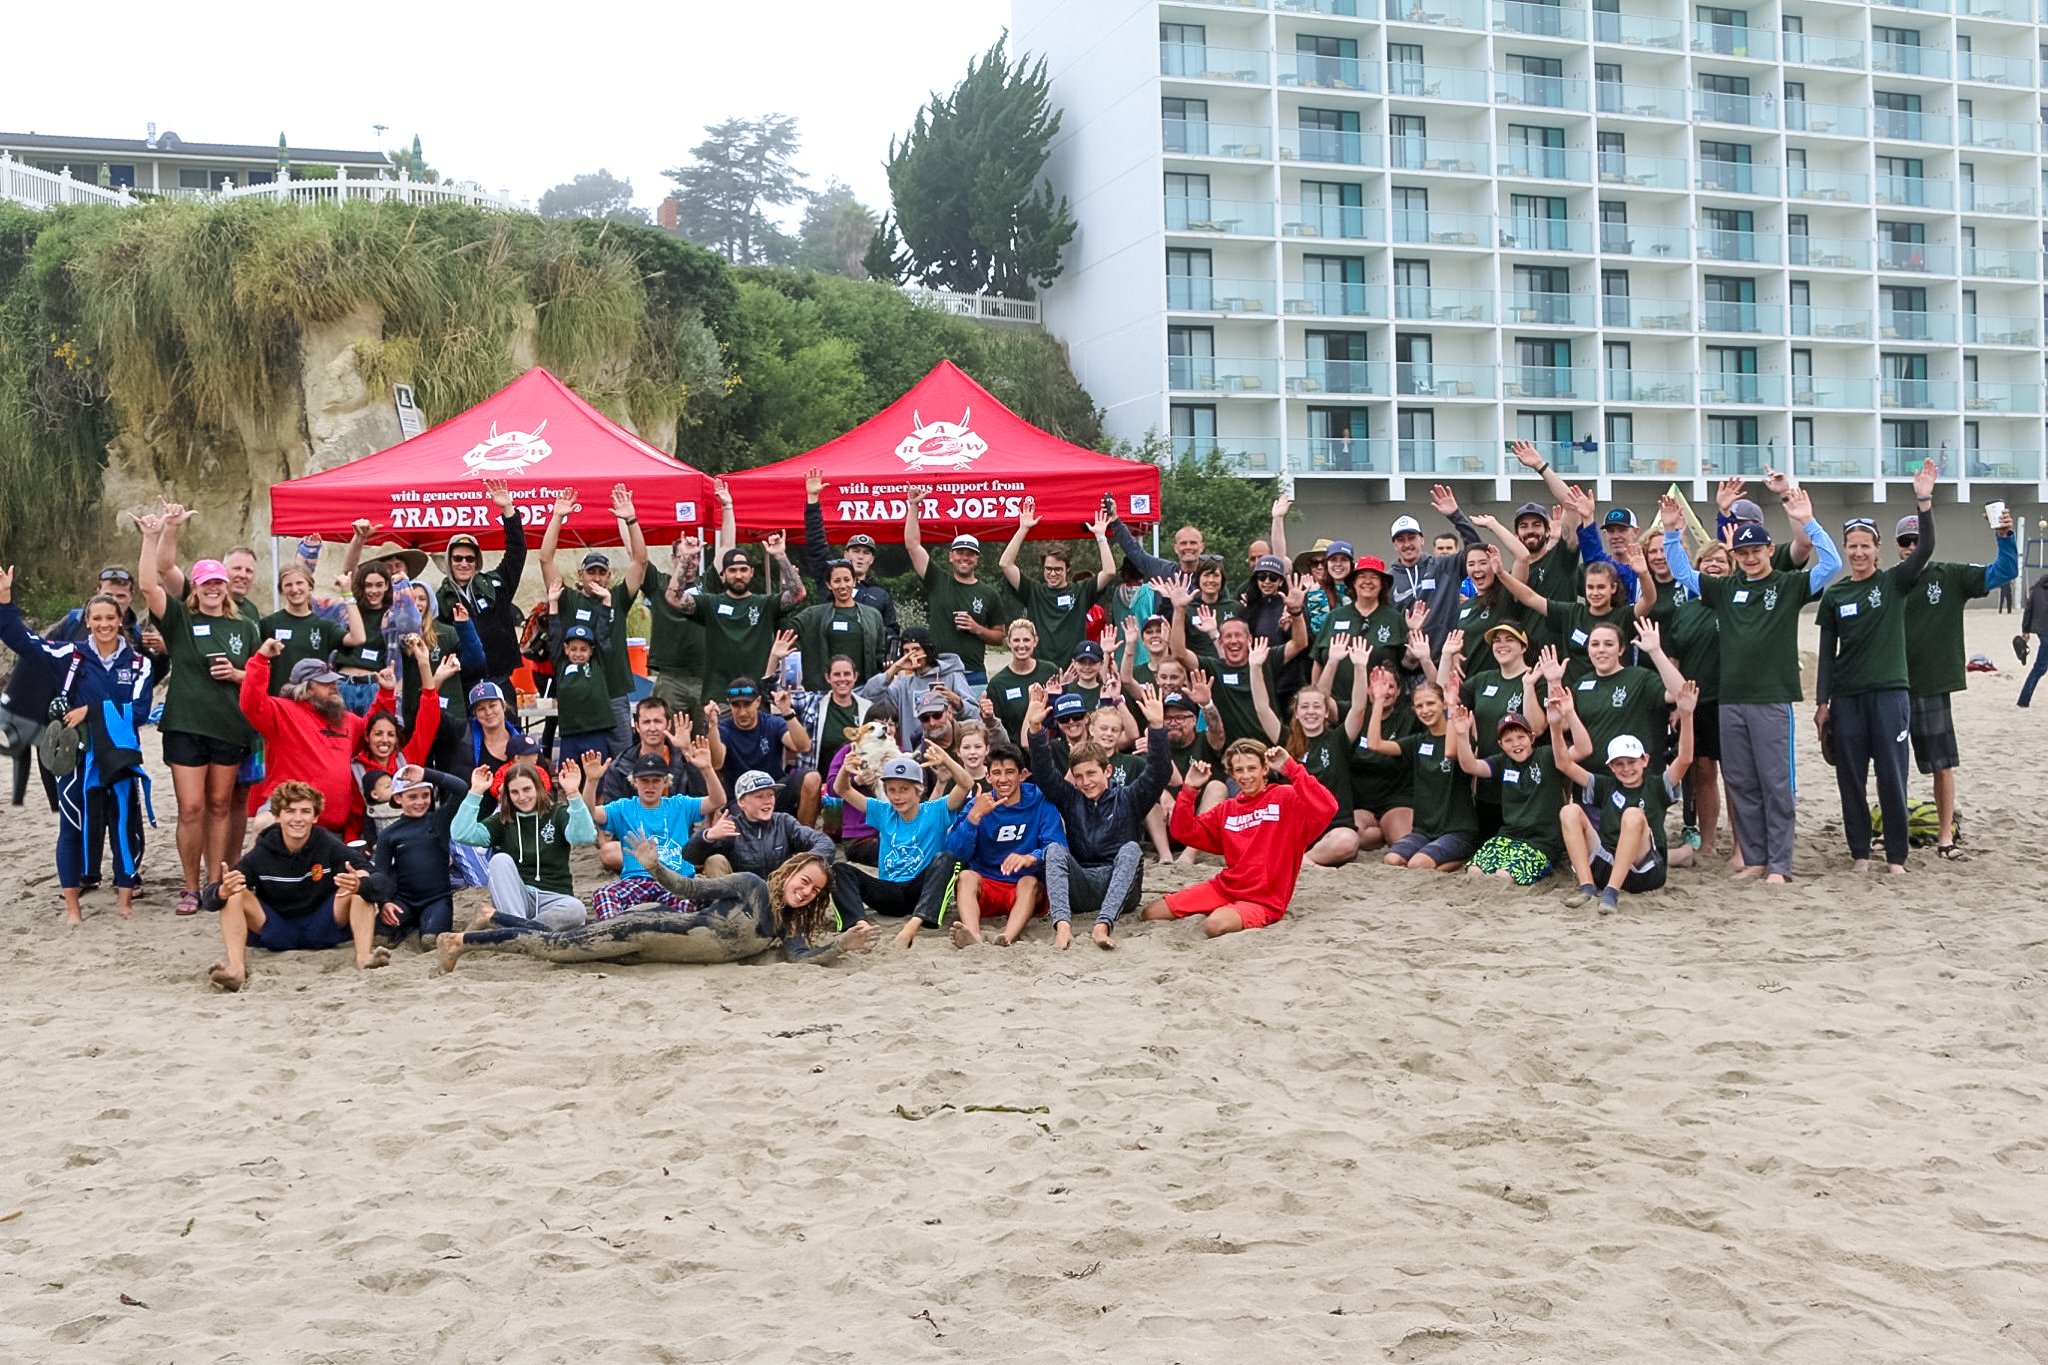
[1390,515,1423,538]
[1605,735,1648,763]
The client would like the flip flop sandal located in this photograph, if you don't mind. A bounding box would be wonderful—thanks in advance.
[176,890,201,916]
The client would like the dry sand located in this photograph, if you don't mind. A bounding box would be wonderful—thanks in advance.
[3,613,2045,1363]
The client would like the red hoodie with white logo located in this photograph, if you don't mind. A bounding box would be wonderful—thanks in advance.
[1169,759,1338,914]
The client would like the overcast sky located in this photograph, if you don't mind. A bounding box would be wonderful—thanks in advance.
[7,0,1011,218]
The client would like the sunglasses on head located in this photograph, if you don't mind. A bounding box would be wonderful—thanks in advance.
[99,569,134,584]
[728,687,760,700]
[1844,517,1878,533]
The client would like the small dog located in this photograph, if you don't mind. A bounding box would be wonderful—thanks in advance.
[842,720,902,785]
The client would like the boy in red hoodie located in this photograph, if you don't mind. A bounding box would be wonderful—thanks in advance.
[1140,738,1338,936]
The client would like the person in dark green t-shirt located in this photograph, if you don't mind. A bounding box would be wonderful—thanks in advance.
[1497,555,1653,677]
[679,493,805,703]
[1365,674,1476,872]
[787,560,888,692]
[1816,462,1937,871]
[538,484,649,751]
[1453,699,1584,885]
[645,536,708,721]
[260,565,363,695]
[1543,619,1684,772]
[983,617,1061,741]
[1554,682,1698,912]
[1661,488,1841,882]
[904,490,1003,681]
[998,497,1117,665]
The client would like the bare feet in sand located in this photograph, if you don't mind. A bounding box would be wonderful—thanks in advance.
[949,921,983,949]
[436,932,468,974]
[1092,922,1116,951]
[1054,922,1073,951]
[1764,873,1789,885]
[1732,865,1764,880]
[208,963,246,992]
[357,945,393,971]
[1888,863,1907,875]
[894,920,921,949]
[468,905,497,931]
[1852,859,1871,875]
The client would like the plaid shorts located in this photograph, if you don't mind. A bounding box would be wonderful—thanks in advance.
[589,876,691,920]
[1908,693,1958,775]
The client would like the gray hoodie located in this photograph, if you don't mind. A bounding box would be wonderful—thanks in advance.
[857,650,972,748]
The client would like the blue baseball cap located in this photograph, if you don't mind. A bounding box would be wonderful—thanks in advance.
[1732,523,1773,548]
[564,623,596,643]
[1325,539,1355,558]
[467,681,506,707]
[1053,693,1088,719]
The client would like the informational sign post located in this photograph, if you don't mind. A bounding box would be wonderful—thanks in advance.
[392,382,425,441]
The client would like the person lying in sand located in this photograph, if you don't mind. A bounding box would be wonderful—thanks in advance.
[436,836,874,970]
[202,781,392,991]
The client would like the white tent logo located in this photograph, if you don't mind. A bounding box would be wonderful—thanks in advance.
[462,419,553,475]
[895,409,987,472]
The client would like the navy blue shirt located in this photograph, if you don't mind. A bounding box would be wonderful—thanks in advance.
[718,714,789,789]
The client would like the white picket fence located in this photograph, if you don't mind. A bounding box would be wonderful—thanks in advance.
[1,152,519,213]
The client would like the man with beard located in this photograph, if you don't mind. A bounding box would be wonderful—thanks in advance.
[679,479,806,699]
[240,640,422,836]
[1506,442,1584,608]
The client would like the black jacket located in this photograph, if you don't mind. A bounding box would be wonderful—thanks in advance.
[437,511,529,678]
[203,825,388,919]
[799,498,900,654]
[372,769,468,905]
[1028,726,1173,865]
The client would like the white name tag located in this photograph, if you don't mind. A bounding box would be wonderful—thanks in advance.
[1055,594,1074,609]
[1419,742,1435,756]
[361,647,380,662]
[830,620,849,631]
[575,609,592,621]
[1733,590,1750,604]
[1221,673,1241,686]
[1612,790,1628,809]
[1005,688,1022,700]
[273,629,293,641]
[1838,602,1859,618]
[715,602,735,617]
[1504,769,1522,785]
[192,623,212,637]
[1571,629,1588,645]
[1419,577,1437,591]
[1578,679,1596,691]
[1482,684,1499,698]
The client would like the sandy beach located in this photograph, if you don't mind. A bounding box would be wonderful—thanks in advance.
[2,611,2044,1364]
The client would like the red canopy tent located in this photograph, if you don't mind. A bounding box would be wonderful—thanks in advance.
[269,367,715,549]
[720,360,1161,541]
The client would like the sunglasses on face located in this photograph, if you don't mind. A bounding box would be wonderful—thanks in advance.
[449,554,478,565]
[1255,572,1283,583]
[1896,536,1919,547]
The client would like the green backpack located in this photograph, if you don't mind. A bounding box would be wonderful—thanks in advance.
[1870,799,1954,849]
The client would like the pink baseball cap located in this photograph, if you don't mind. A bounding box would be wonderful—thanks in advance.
[190,559,230,584]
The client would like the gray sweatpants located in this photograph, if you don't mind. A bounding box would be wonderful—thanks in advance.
[1721,702,1797,877]
[1044,842,1146,926]
[486,852,589,931]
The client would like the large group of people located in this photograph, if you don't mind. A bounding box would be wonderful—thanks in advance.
[0,445,2023,986]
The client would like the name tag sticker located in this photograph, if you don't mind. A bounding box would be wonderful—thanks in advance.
[830,620,850,631]
[575,609,592,621]
[1055,595,1074,609]
[1733,590,1750,604]
[1221,673,1241,686]
[1504,769,1522,785]
[1839,602,1859,618]
[1483,685,1499,697]
[715,602,735,617]
[192,624,212,637]
[1419,743,1435,756]
[1613,790,1628,809]
[1571,629,1588,645]
[1578,679,1596,691]
[1005,688,1022,700]
[273,629,293,641]
[361,647,380,662]
[1420,578,1437,591]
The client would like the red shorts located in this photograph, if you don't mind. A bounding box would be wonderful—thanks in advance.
[1162,879,1284,929]
[964,872,1036,917]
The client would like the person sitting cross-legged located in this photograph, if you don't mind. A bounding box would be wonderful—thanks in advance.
[942,742,1067,947]
[1553,680,1699,913]
[202,781,392,991]
[587,744,726,918]
[832,748,971,949]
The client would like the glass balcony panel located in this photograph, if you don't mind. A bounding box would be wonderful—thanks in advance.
[1493,0,1587,38]
[1504,291,1591,325]
[1879,378,1957,408]
[1386,135,1488,172]
[1787,235,1873,270]
[1286,52,1380,91]
[1879,309,1957,340]
[1962,448,2040,479]
[1602,295,1693,328]
[1875,176,1953,209]
[1790,304,1874,337]
[1794,446,1879,478]
[1162,120,1274,158]
[1880,447,1940,479]
[1958,52,2033,85]
[1597,151,1691,189]
[1388,0,1489,24]
[1697,160,1780,195]
[1701,300,1782,333]
[1783,101,1868,136]
[1705,443,1767,476]
[1391,361,1496,396]
[1497,145,1591,180]
[1782,32,1866,68]
[1873,109,1952,143]
[1960,183,2035,214]
[1165,198,1278,234]
[1499,217,1594,252]
[1963,247,2038,279]
[1691,22,1775,57]
[1599,222,1690,257]
[1876,241,1955,273]
[1872,42,1950,77]
[1496,71,1589,109]
[1594,80,1689,119]
[1958,117,2038,151]
[1285,280,1388,316]
[1957,0,2027,15]
[1963,380,2041,412]
[1963,314,2039,344]
[1160,44,1273,82]
[1392,209,1492,244]
[1282,203,1375,238]
[1604,368,1693,401]
[1286,358,1385,395]
[1398,439,1504,474]
[1280,127,1383,166]
[1698,228,1781,263]
[1699,373,1785,404]
[1172,435,1286,474]
[1694,91,1778,127]
[1292,436,1389,474]
[1392,284,1495,320]
[1166,276,1279,313]
[1789,377,1877,407]
[1386,62,1491,101]
[1787,168,1868,203]
[1503,365,1595,398]
[1609,443,1698,476]
[1594,11,1685,49]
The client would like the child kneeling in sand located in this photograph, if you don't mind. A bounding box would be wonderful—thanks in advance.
[203,781,392,991]
[1553,682,1698,912]
[1139,738,1338,937]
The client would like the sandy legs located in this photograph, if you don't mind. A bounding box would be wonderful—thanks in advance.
[1303,825,1360,870]
[436,905,499,974]
[949,872,1042,948]
[209,891,388,991]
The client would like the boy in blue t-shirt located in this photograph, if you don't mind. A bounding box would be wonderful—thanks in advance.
[589,748,726,918]
[829,748,972,943]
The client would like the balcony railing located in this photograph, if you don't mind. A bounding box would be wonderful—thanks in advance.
[1167,276,1279,313]
[1880,379,1956,409]
[1880,447,1941,479]
[1785,100,1868,136]
[1388,0,1489,26]
[1699,228,1782,263]
[1782,32,1866,68]
[1599,222,1690,257]
[1957,0,2029,15]
[1393,362,1495,396]
[1964,247,2038,279]
[1691,22,1774,57]
[1789,168,1869,204]
[1880,308,1957,340]
[1280,127,1383,166]
[1789,235,1873,270]
[1874,110,1952,144]
[1790,377,1878,408]
[1598,151,1692,189]
[1162,120,1273,158]
[1704,444,1768,475]
[1160,43,1273,82]
[1961,184,2035,214]
[1602,295,1693,329]
[1794,446,1879,479]
[1876,240,1954,273]
[1608,444,1698,477]
[1386,135,1487,172]
[1791,305,1874,338]
[1963,380,2042,413]
[1694,91,1778,128]
[1493,0,1587,38]
[1594,80,1689,119]
[1291,437,1388,475]
[1699,373,1785,405]
[1504,291,1593,325]
[1285,280,1389,317]
[1963,449,2041,480]
[1964,314,2039,345]
[1385,62,1491,102]
[1876,175,1953,209]
[1697,160,1779,195]
[1392,284,1495,321]
[1286,52,1381,91]
[1172,436,1286,475]
[1701,300,1782,333]
[1873,42,1950,77]
[1399,439,1504,474]
[1959,118,2037,151]
[1496,71,1589,109]
[1958,52,2033,85]
[1504,366,1596,399]
[1500,217,1594,252]
[1168,356,1282,393]
[1497,145,1591,180]
[1283,203,1376,239]
[1165,199,1277,234]
[1392,209,1491,245]
[1593,11,1685,49]
[1285,358,1387,395]
[1604,368,1693,401]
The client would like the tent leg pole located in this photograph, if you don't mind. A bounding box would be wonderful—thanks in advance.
[269,536,281,613]
[1151,525,1159,557]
